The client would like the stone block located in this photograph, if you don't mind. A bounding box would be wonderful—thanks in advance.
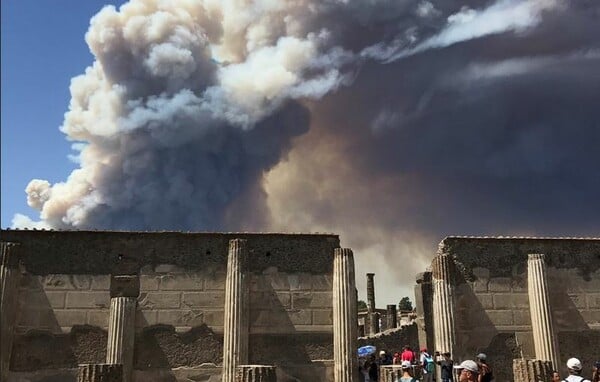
[110,274,140,297]
[289,309,312,325]
[265,273,291,290]
[312,309,333,325]
[205,272,226,290]
[473,280,488,293]
[476,294,494,309]
[182,292,224,308]
[586,294,600,309]
[275,292,291,308]
[472,267,490,279]
[569,294,587,309]
[513,309,532,326]
[157,309,204,327]
[65,291,110,309]
[37,309,59,329]
[292,292,332,309]
[135,310,157,328]
[288,274,312,291]
[90,275,111,290]
[19,274,41,289]
[488,277,511,292]
[54,310,87,327]
[580,309,600,324]
[493,293,529,309]
[312,275,333,291]
[138,292,181,309]
[160,273,204,291]
[88,311,110,327]
[43,274,91,290]
[45,291,66,309]
[139,275,160,291]
[18,290,52,308]
[154,264,184,273]
[203,310,225,326]
[486,310,513,326]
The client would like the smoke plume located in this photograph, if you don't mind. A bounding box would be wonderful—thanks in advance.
[15,0,600,304]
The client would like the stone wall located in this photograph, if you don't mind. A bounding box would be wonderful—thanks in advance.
[357,324,419,354]
[1,230,339,381]
[431,237,600,381]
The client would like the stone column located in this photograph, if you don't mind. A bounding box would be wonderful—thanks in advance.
[380,365,403,382]
[527,254,560,370]
[222,239,250,382]
[432,253,456,358]
[366,273,375,312]
[236,365,277,382]
[415,271,433,351]
[106,274,139,382]
[513,359,553,382]
[78,364,123,382]
[386,304,398,329]
[333,248,358,382]
[1,242,21,382]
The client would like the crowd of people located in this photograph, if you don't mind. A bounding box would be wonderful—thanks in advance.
[358,346,599,382]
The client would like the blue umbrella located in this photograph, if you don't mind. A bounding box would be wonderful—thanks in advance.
[358,345,376,357]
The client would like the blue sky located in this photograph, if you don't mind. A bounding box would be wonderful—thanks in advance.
[1,0,126,227]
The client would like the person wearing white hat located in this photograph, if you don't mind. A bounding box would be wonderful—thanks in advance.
[454,360,479,382]
[400,360,419,382]
[563,358,591,382]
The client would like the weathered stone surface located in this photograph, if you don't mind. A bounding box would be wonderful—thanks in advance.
[66,292,110,309]
[249,333,333,363]
[512,359,552,382]
[182,291,225,307]
[106,297,136,382]
[432,253,456,357]
[138,292,181,309]
[44,275,91,290]
[1,242,22,382]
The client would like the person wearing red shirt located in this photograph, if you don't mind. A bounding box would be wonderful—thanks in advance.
[401,345,415,363]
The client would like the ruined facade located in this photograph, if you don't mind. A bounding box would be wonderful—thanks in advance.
[0,230,358,382]
[415,237,600,382]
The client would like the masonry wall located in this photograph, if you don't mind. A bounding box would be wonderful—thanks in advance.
[440,237,600,382]
[1,230,339,381]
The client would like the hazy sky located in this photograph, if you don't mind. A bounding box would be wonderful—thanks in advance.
[2,0,599,306]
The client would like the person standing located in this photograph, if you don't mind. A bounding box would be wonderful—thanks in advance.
[476,353,493,382]
[563,358,591,382]
[401,345,416,363]
[454,360,479,382]
[552,371,561,382]
[420,348,435,382]
[592,361,600,382]
[436,352,454,382]
[401,360,419,382]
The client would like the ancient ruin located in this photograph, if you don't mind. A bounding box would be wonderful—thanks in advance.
[1,231,599,382]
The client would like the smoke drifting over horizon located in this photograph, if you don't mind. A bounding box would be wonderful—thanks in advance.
[14,0,600,304]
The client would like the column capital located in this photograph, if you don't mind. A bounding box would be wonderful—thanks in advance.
[528,253,546,261]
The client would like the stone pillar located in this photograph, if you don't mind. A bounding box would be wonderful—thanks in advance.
[333,248,358,382]
[366,273,375,312]
[368,312,380,334]
[415,271,433,351]
[432,253,456,358]
[106,274,139,382]
[78,364,123,382]
[236,365,277,382]
[527,254,560,370]
[386,304,398,329]
[222,239,250,382]
[1,242,21,382]
[513,359,553,382]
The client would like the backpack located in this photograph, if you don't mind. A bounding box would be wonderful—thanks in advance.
[424,354,435,373]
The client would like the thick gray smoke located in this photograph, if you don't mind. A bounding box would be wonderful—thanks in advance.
[15,0,600,304]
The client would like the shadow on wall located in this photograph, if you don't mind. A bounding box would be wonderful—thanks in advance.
[249,269,333,382]
[454,273,522,382]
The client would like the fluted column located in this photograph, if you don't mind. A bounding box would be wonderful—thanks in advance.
[222,239,250,382]
[236,365,277,382]
[78,364,123,382]
[513,359,553,382]
[1,242,21,382]
[432,252,456,359]
[527,254,560,370]
[333,248,358,382]
[386,304,397,329]
[106,297,136,382]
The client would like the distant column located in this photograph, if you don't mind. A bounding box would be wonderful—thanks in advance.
[432,253,456,358]
[1,242,21,382]
[367,273,377,335]
[527,254,560,370]
[78,364,123,382]
[222,239,250,382]
[386,304,398,329]
[333,248,358,382]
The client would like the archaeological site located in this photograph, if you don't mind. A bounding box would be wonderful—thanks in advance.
[1,230,599,382]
